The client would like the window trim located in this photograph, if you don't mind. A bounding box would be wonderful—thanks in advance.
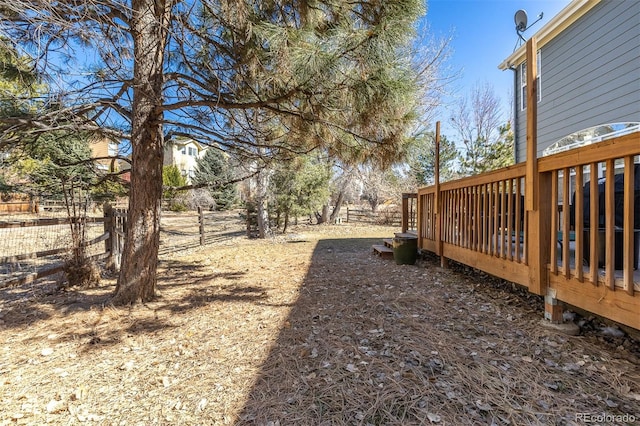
[520,62,527,111]
[520,50,542,111]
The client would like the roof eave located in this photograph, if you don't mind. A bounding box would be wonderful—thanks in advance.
[170,138,207,151]
[498,0,601,70]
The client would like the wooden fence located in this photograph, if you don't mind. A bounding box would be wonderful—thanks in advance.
[416,131,640,330]
[103,205,127,270]
[0,201,37,214]
[346,207,402,226]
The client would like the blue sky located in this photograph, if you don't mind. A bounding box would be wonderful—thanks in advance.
[422,0,570,132]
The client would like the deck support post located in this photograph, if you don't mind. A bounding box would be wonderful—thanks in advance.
[544,288,563,323]
[541,288,580,334]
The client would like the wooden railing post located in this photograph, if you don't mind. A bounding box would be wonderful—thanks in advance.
[623,156,635,295]
[525,36,543,294]
[401,194,409,233]
[527,174,552,296]
[416,192,422,249]
[524,36,552,305]
[409,196,418,231]
[434,121,448,268]
[525,37,538,213]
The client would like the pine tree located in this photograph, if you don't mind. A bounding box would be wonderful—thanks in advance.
[0,0,431,304]
[15,131,95,198]
[406,132,458,185]
[270,155,331,232]
[193,148,236,210]
[162,165,187,211]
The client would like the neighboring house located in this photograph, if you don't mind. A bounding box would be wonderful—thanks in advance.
[89,137,120,172]
[498,0,640,163]
[163,138,207,183]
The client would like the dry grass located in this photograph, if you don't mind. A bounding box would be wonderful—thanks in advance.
[0,215,638,425]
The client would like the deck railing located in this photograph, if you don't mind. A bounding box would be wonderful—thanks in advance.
[539,132,639,328]
[418,164,530,287]
[415,131,640,330]
[401,193,417,233]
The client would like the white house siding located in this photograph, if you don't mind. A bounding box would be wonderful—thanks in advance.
[514,0,640,162]
[163,140,207,183]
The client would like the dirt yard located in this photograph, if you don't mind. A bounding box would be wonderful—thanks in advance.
[0,212,639,425]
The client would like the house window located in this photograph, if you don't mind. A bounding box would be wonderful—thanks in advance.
[107,142,118,157]
[180,146,186,155]
[188,147,197,157]
[520,50,542,111]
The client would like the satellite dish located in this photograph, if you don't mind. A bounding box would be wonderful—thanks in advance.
[514,10,528,32]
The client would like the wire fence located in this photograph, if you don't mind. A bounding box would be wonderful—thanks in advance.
[0,204,394,288]
[0,207,247,286]
[0,217,106,286]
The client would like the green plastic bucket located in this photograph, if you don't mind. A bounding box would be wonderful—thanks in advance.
[393,237,418,265]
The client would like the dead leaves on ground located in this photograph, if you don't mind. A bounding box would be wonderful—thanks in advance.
[0,223,639,425]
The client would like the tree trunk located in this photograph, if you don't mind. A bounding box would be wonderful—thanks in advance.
[256,168,270,238]
[112,0,169,305]
[315,202,330,225]
[369,198,379,213]
[320,203,329,224]
[282,211,289,234]
[329,191,345,221]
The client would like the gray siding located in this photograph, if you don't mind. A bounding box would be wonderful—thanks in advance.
[515,0,640,162]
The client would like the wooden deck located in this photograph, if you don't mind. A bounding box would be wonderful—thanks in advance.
[415,130,640,330]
